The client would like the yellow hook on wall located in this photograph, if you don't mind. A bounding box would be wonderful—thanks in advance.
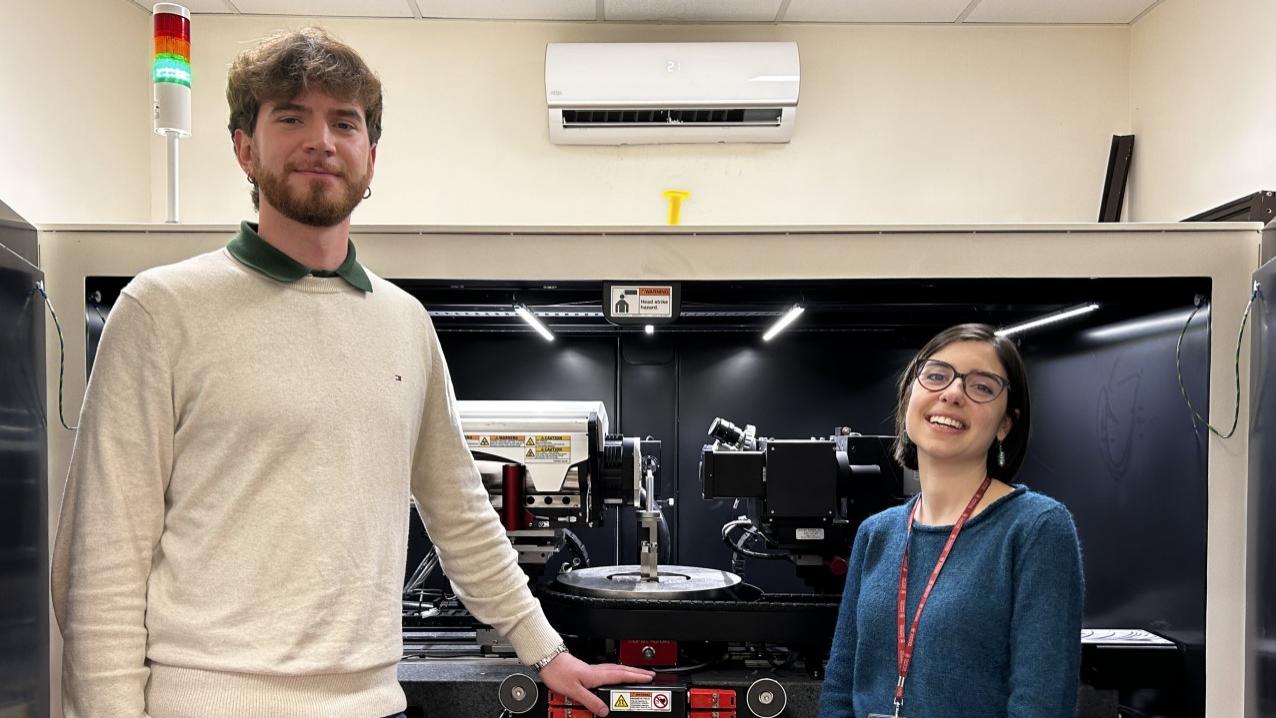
[662,189,691,225]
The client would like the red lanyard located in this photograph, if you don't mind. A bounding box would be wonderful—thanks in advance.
[894,476,991,714]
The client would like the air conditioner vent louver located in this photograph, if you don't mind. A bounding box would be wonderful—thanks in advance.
[561,108,784,128]
[546,42,799,145]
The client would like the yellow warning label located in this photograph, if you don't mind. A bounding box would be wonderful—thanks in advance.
[467,434,575,463]
[609,690,671,712]
[522,435,572,464]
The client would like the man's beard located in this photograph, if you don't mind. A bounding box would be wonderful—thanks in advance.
[255,159,369,227]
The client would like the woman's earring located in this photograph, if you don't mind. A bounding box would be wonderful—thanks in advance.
[363,186,372,200]
[996,439,1006,468]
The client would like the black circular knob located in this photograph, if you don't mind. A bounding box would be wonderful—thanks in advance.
[498,673,539,714]
[746,677,787,718]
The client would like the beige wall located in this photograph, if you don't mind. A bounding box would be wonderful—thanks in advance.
[171,18,1131,226]
[0,9,1133,227]
[11,0,1276,228]
[1129,0,1276,221]
[0,0,151,225]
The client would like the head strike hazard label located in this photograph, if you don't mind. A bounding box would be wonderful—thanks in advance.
[609,690,672,712]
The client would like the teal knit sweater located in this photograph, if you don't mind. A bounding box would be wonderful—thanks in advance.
[818,486,1084,718]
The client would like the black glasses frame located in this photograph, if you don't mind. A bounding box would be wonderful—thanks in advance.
[915,359,1010,403]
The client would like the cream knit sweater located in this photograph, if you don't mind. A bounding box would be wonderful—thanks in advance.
[51,248,562,718]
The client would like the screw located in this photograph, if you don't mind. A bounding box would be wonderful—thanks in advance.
[512,686,526,700]
[759,691,774,705]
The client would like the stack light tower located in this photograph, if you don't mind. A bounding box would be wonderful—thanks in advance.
[152,3,191,223]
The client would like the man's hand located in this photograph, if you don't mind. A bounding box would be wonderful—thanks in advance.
[538,651,656,716]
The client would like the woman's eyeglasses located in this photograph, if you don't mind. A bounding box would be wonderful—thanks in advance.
[915,359,1009,403]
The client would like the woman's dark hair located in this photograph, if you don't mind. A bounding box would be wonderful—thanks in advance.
[892,323,1031,480]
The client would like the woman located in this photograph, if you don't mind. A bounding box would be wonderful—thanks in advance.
[818,324,1083,718]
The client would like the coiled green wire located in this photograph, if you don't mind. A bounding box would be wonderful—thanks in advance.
[1175,287,1259,439]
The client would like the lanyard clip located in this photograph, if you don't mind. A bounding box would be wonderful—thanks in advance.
[893,675,906,717]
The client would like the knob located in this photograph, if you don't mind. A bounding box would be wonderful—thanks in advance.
[746,678,787,718]
[498,673,539,714]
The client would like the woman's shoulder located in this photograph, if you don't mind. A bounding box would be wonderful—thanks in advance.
[862,498,914,535]
[1011,487,1075,520]
[1007,487,1080,545]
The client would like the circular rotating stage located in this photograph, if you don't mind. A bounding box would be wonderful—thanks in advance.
[554,564,743,600]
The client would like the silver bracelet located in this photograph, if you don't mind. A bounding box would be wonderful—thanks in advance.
[532,643,569,670]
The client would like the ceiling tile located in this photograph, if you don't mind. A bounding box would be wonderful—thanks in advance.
[965,0,1159,24]
[783,0,973,23]
[231,0,414,17]
[134,0,236,12]
[414,0,596,21]
[181,0,237,13]
[604,0,783,22]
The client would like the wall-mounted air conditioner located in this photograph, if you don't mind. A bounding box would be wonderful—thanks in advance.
[545,42,800,146]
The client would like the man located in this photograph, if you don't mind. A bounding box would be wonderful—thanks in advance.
[51,27,651,718]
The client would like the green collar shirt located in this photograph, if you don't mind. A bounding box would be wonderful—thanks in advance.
[227,221,372,293]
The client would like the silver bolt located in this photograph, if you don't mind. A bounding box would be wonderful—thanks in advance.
[512,686,526,700]
[759,691,774,705]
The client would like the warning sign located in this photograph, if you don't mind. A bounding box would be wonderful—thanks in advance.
[609,690,672,712]
[610,285,673,318]
[466,434,527,449]
[466,434,572,464]
[523,435,571,464]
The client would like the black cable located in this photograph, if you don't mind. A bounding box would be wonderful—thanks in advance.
[1175,287,1257,439]
[562,528,591,568]
[36,282,78,431]
[655,507,671,563]
[652,661,712,674]
[721,521,793,562]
